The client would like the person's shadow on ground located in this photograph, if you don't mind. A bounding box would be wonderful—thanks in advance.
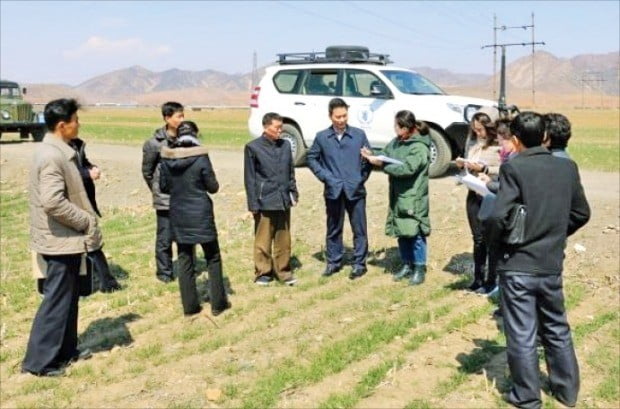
[108,262,130,281]
[456,337,510,394]
[367,247,401,274]
[78,312,141,353]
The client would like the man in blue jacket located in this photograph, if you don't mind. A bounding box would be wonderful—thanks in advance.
[307,98,372,279]
[486,112,590,409]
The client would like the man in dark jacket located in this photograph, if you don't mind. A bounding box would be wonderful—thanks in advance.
[244,112,299,286]
[160,121,230,316]
[306,98,372,280]
[141,101,184,283]
[486,112,590,409]
[68,137,121,293]
[543,112,572,160]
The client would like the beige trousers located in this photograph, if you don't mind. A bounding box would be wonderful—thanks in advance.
[253,210,292,281]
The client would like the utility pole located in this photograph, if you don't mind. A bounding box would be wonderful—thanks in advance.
[251,51,258,90]
[580,71,606,109]
[482,41,546,109]
[531,13,536,106]
[493,14,497,100]
[491,15,541,107]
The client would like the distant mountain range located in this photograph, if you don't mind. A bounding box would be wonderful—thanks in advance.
[22,50,618,106]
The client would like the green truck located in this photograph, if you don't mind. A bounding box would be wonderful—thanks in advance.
[0,80,46,141]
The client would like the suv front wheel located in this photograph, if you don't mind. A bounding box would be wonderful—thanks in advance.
[282,123,306,167]
[428,128,451,178]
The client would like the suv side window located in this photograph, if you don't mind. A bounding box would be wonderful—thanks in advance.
[273,70,303,93]
[344,69,387,98]
[302,70,338,96]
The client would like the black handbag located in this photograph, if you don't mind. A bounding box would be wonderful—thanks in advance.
[503,204,527,245]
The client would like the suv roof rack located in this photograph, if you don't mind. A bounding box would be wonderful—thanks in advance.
[277,45,392,66]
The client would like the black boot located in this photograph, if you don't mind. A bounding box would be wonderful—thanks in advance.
[467,264,485,292]
[409,265,426,286]
[393,262,413,281]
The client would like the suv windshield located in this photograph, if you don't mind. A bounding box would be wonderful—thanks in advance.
[0,86,22,98]
[381,70,444,95]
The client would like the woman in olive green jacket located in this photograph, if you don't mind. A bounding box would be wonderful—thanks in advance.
[362,110,431,286]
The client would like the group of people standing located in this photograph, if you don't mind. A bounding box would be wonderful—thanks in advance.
[23,96,591,409]
[455,107,590,409]
[139,97,432,317]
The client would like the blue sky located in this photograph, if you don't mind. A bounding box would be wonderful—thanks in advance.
[1,1,618,85]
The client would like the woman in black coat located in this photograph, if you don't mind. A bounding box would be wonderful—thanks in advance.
[160,121,230,316]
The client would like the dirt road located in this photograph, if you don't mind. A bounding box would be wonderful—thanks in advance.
[1,140,618,207]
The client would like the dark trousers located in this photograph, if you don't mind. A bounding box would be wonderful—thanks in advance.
[466,191,497,284]
[325,193,368,268]
[500,273,580,409]
[177,241,227,315]
[23,254,81,374]
[155,209,174,279]
[253,210,292,281]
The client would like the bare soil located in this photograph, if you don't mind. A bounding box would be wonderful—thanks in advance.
[1,140,618,408]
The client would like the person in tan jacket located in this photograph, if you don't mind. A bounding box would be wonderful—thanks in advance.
[22,98,101,377]
[455,107,501,295]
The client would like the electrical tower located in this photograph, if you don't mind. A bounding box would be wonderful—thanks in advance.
[491,14,542,106]
[482,41,545,109]
[580,71,607,108]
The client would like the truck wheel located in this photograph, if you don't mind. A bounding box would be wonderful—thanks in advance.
[281,123,306,166]
[428,128,451,178]
[20,130,29,139]
[32,128,45,142]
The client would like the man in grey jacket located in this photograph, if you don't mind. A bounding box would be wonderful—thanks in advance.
[141,101,184,283]
[23,98,101,377]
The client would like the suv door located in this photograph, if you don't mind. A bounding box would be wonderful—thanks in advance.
[342,69,397,148]
[296,69,341,143]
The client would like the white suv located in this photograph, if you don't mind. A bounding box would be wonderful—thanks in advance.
[248,46,496,177]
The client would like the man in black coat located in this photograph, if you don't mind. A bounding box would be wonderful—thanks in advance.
[160,121,230,316]
[306,98,372,280]
[67,137,121,293]
[244,112,299,286]
[141,101,184,283]
[486,112,590,409]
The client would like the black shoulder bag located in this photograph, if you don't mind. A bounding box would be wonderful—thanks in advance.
[503,204,527,245]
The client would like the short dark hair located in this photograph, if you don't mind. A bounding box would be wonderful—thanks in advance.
[328,98,349,115]
[177,120,199,137]
[543,113,571,149]
[262,112,282,127]
[161,101,184,118]
[510,111,545,148]
[44,98,80,131]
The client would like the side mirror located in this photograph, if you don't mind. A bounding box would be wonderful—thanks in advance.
[370,83,389,98]
[463,104,480,123]
[22,87,27,95]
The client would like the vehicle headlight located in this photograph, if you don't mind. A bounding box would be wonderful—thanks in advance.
[0,110,11,120]
[446,103,464,114]
[36,112,45,123]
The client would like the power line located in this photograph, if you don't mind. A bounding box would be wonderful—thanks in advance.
[347,1,478,50]
[278,1,408,46]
